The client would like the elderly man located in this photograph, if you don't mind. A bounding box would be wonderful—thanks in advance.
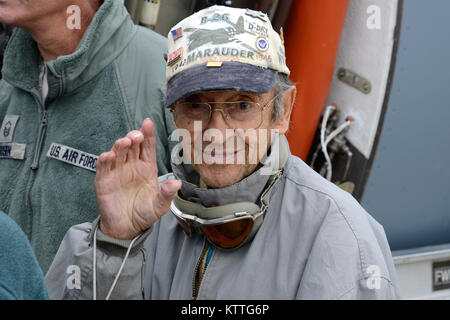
[46,6,400,300]
[0,0,173,272]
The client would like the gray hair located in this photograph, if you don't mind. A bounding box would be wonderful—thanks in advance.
[272,72,294,122]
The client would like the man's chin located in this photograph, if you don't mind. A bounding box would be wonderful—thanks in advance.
[193,165,245,189]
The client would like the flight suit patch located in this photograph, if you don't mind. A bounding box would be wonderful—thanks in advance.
[47,143,98,172]
[0,143,26,160]
[0,115,20,143]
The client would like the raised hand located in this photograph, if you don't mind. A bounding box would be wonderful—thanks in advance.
[94,118,181,240]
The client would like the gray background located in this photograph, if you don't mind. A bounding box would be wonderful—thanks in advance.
[361,0,450,251]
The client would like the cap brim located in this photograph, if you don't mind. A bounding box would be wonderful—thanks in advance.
[165,61,277,108]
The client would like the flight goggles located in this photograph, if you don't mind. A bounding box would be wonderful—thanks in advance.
[170,170,282,249]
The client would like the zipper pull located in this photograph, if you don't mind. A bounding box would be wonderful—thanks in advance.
[30,109,49,170]
[41,110,48,125]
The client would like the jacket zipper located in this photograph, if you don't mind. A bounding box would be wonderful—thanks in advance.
[140,248,147,299]
[192,241,212,300]
[31,107,48,169]
[30,63,48,170]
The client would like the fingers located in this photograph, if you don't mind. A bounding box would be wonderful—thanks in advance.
[126,130,144,161]
[110,129,144,168]
[153,179,182,218]
[140,118,157,165]
[105,119,155,172]
[96,151,115,176]
[112,137,131,168]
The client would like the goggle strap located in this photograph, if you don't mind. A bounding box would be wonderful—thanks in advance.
[173,196,261,219]
[260,169,283,214]
[258,134,290,212]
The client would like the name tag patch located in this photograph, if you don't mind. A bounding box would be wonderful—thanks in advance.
[47,143,98,172]
[0,143,26,160]
[0,115,20,143]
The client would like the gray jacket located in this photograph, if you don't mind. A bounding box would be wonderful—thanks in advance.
[45,137,400,300]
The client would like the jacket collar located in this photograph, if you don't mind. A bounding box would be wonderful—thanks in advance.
[172,134,291,207]
[2,0,136,101]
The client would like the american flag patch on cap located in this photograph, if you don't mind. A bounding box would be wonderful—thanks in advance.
[171,27,183,41]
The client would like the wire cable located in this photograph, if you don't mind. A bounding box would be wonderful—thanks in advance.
[319,107,353,181]
[320,105,336,181]
[325,119,352,146]
[93,226,97,300]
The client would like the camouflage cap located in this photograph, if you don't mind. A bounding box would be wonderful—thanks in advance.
[164,5,290,108]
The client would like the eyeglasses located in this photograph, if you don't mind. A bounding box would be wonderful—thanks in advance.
[170,199,264,249]
[171,94,279,131]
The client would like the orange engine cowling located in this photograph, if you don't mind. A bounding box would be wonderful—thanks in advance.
[284,0,349,160]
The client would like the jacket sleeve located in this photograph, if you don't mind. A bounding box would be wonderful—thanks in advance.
[45,218,151,300]
[296,197,401,300]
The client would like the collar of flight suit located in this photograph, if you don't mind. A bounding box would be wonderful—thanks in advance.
[2,0,136,101]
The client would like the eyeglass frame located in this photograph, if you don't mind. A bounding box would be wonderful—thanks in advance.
[170,92,281,130]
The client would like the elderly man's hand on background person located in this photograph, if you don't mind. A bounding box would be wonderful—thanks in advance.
[95,118,181,240]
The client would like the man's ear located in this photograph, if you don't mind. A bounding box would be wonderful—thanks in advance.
[273,86,297,134]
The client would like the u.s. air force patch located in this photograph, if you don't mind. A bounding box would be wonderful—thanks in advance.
[47,143,98,172]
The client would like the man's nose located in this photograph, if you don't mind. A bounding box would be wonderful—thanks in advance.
[206,107,230,132]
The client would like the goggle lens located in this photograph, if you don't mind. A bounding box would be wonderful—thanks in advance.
[201,218,254,249]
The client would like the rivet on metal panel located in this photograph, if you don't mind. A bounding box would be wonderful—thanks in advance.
[337,68,372,94]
